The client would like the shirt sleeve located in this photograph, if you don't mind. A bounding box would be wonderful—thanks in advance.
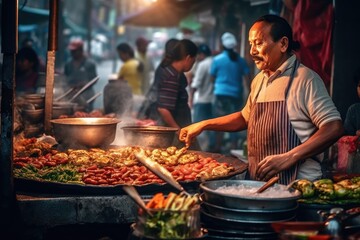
[210,59,217,77]
[302,71,341,128]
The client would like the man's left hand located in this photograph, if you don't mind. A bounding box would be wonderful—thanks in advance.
[256,153,296,181]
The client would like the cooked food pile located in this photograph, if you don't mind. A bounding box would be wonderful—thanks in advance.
[292,177,360,204]
[13,137,235,185]
[138,192,200,239]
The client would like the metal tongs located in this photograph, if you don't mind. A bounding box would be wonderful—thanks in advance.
[69,76,100,102]
[55,76,100,102]
[135,149,191,196]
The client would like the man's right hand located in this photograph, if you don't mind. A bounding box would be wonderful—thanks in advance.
[179,122,205,147]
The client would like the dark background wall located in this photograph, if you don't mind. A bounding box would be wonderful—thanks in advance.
[332,0,360,120]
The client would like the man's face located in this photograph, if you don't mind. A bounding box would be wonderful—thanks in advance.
[248,22,285,73]
[70,48,83,60]
[184,55,196,72]
[137,42,148,54]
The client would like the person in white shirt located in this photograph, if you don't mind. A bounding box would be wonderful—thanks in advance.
[189,44,214,151]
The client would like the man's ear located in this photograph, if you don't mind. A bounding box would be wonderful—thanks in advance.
[279,36,289,53]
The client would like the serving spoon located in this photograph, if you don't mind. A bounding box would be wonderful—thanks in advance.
[255,176,280,194]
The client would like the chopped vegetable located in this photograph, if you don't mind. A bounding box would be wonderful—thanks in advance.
[141,192,199,239]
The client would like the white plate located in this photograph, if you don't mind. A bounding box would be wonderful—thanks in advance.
[230,149,248,163]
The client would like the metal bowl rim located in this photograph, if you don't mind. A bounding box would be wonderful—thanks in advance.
[121,125,178,132]
[50,117,121,125]
[200,196,299,213]
[200,180,301,201]
[23,94,45,99]
[23,109,44,113]
[201,208,296,224]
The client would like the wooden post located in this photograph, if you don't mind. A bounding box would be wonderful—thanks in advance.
[0,0,18,233]
[44,0,59,134]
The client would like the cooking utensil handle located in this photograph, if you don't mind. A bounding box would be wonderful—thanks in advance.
[86,92,102,104]
[54,88,74,101]
[256,176,279,193]
[135,150,190,196]
[123,185,153,216]
[69,76,100,102]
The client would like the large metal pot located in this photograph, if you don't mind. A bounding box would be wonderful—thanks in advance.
[50,117,121,148]
[121,126,178,148]
[200,180,301,210]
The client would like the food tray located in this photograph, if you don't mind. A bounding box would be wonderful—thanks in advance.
[15,151,248,195]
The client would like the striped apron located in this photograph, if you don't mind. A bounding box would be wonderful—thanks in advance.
[247,60,300,185]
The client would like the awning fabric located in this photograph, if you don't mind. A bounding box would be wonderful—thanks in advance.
[121,0,208,27]
[19,6,49,25]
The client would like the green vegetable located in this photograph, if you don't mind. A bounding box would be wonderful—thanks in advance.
[293,179,315,198]
[334,183,349,199]
[313,179,335,200]
[14,164,82,183]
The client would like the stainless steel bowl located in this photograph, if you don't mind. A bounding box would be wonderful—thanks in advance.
[22,109,44,124]
[23,94,45,109]
[121,126,178,148]
[52,102,77,118]
[50,117,121,148]
[200,180,301,210]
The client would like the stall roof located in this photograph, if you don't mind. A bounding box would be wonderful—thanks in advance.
[19,6,49,25]
[121,0,208,27]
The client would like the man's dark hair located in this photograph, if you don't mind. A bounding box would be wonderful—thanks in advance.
[116,43,135,58]
[198,44,211,57]
[254,14,300,53]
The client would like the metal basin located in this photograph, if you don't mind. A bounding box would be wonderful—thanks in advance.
[200,199,298,222]
[50,117,121,148]
[121,126,178,148]
[200,180,301,210]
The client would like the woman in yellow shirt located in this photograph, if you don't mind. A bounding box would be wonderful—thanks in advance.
[116,43,143,95]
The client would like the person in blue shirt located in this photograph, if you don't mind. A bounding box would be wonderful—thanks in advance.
[210,32,251,153]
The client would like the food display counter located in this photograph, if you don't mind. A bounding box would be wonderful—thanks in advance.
[13,136,248,239]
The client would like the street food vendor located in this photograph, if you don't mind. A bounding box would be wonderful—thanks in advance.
[179,14,343,185]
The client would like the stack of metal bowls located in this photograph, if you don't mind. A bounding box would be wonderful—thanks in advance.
[21,94,45,137]
[199,180,301,240]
